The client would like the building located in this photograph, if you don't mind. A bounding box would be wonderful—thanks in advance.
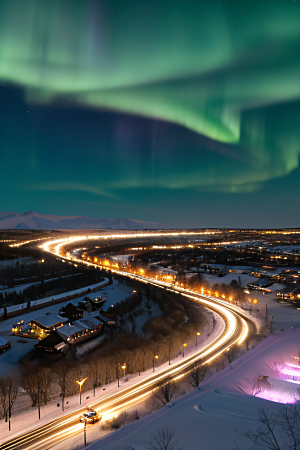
[12,314,68,340]
[57,316,104,344]
[34,333,68,354]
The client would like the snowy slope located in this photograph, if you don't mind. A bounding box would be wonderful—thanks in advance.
[0,211,161,230]
[80,330,300,450]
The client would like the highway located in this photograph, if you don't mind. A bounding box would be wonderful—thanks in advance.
[1,236,258,450]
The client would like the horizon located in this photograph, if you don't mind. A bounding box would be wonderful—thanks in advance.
[0,1,299,228]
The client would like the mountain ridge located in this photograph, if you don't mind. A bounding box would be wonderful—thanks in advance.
[0,211,161,230]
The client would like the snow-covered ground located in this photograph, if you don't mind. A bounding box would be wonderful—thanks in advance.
[0,257,33,268]
[60,329,300,450]
[0,313,223,444]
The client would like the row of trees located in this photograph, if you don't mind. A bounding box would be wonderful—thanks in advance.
[2,267,105,306]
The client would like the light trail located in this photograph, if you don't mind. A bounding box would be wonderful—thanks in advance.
[1,233,257,450]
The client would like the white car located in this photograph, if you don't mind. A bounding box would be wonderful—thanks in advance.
[80,409,100,423]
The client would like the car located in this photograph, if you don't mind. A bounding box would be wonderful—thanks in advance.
[80,409,100,423]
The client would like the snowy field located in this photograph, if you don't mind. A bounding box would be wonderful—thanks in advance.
[64,329,300,450]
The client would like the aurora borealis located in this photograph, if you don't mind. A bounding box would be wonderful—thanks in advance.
[0,0,299,228]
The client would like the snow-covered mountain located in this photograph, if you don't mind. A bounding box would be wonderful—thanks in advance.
[0,211,161,230]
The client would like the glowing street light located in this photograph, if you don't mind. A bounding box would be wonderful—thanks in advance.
[76,378,87,406]
[153,354,159,373]
[183,343,187,357]
[121,363,126,377]
[253,299,258,305]
[196,332,201,347]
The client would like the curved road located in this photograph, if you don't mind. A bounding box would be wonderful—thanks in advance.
[1,237,258,450]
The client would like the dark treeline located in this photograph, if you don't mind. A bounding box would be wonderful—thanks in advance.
[0,258,84,289]
[2,268,106,306]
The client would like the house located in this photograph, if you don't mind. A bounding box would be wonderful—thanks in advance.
[34,333,68,354]
[13,314,68,339]
[59,303,84,321]
[57,316,104,344]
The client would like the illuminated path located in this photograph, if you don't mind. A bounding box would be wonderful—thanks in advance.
[1,234,258,450]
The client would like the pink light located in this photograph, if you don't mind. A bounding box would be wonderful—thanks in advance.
[256,391,296,404]
[286,362,300,369]
[281,368,300,377]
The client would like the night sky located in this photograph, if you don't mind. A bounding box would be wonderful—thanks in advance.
[0,0,299,228]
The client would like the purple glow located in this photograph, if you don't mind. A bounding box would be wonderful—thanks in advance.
[281,368,300,377]
[256,391,297,404]
[286,362,300,369]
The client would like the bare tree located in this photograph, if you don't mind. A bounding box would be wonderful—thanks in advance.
[0,375,19,431]
[189,360,208,388]
[53,360,75,411]
[21,365,52,419]
[235,404,300,450]
[88,359,102,396]
[145,427,182,450]
[153,377,177,406]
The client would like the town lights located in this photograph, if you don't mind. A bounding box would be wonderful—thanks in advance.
[76,378,87,405]
[196,332,200,347]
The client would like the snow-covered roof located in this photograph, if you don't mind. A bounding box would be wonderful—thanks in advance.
[30,314,68,329]
[0,336,8,346]
[57,324,80,340]
[57,317,102,341]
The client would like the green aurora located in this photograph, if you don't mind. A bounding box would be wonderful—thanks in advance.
[0,0,299,226]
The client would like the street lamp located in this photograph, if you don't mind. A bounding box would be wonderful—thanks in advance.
[196,332,200,347]
[153,354,159,372]
[121,363,126,377]
[183,343,187,357]
[76,378,87,406]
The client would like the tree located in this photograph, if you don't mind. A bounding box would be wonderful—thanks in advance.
[0,375,19,431]
[145,427,182,450]
[21,365,52,419]
[153,377,177,406]
[235,404,300,450]
[53,360,75,412]
[189,360,208,388]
